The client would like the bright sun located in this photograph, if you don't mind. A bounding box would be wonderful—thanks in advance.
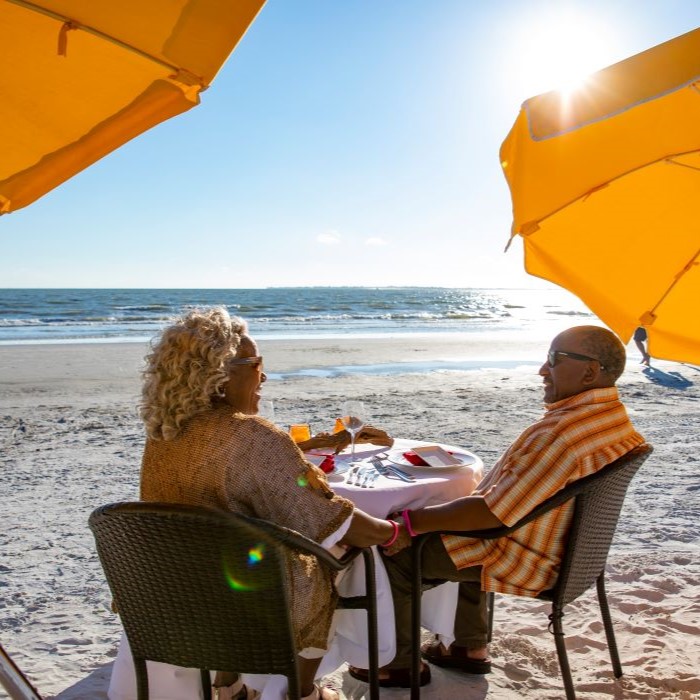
[510,8,620,99]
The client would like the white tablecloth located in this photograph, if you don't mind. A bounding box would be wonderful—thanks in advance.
[108,439,483,700]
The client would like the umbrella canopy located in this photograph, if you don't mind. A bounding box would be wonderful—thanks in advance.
[0,0,265,214]
[500,27,700,365]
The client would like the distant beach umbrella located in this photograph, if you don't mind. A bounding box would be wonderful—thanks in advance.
[0,0,265,214]
[500,27,700,365]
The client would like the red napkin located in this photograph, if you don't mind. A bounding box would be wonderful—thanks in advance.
[320,454,335,474]
[402,450,454,467]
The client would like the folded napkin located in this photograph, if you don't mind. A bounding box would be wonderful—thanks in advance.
[320,454,335,473]
[403,450,454,467]
[305,453,335,473]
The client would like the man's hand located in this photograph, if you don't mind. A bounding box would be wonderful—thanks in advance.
[297,425,394,454]
[382,521,411,556]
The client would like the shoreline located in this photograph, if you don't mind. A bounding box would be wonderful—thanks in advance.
[0,323,579,348]
[0,328,662,387]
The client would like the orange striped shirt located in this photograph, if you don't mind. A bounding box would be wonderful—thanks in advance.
[443,387,645,597]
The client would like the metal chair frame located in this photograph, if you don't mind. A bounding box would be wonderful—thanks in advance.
[410,444,653,700]
[89,503,379,700]
[0,642,43,700]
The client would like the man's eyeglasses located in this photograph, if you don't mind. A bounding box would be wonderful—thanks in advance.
[547,350,606,371]
[229,356,264,368]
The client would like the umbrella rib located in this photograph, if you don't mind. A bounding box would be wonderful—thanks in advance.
[6,0,207,88]
[665,158,700,172]
[511,147,700,243]
[645,247,700,323]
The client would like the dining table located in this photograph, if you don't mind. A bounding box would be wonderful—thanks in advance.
[107,437,484,700]
[312,438,483,678]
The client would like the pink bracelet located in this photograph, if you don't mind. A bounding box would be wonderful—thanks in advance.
[402,509,418,537]
[379,520,400,548]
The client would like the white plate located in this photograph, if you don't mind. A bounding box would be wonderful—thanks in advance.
[386,448,476,472]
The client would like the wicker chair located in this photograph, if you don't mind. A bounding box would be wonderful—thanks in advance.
[89,502,379,700]
[410,444,653,700]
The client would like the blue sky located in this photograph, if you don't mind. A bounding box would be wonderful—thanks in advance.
[2,0,699,288]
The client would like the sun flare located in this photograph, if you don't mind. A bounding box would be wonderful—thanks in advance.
[510,8,620,99]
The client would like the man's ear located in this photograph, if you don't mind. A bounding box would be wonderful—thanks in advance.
[581,362,601,387]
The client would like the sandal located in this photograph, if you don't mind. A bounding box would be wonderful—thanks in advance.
[421,637,491,674]
[212,681,259,700]
[348,663,431,688]
[295,684,338,700]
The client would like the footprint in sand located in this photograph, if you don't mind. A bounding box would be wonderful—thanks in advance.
[503,663,532,682]
[627,588,666,603]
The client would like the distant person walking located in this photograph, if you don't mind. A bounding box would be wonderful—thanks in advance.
[634,327,651,366]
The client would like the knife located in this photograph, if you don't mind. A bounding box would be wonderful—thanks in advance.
[386,464,416,482]
[372,459,415,482]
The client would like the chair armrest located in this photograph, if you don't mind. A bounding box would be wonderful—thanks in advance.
[428,484,582,541]
[234,512,361,572]
[423,444,652,541]
[429,477,604,542]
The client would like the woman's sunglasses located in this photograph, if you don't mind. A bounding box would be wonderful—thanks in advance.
[229,356,264,369]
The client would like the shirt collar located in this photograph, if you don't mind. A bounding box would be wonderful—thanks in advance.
[544,386,620,412]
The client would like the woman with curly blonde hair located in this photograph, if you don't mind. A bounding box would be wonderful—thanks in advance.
[141,307,250,441]
[135,307,395,700]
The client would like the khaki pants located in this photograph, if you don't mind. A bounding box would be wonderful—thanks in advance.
[380,534,487,669]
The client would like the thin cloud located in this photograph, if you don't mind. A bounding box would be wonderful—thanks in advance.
[365,237,388,247]
[317,230,341,245]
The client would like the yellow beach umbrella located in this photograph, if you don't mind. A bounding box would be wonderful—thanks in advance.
[500,27,700,365]
[0,0,265,215]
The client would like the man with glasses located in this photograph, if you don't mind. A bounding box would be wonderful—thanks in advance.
[349,325,646,688]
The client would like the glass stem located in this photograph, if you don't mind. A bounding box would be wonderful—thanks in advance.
[350,432,356,461]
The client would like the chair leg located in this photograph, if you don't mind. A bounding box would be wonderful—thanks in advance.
[487,592,495,643]
[134,658,149,700]
[200,670,212,700]
[549,607,576,700]
[596,573,623,678]
[287,667,302,700]
[410,537,428,700]
[362,548,380,700]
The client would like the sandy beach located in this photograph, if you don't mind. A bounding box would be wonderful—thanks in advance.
[1,335,698,699]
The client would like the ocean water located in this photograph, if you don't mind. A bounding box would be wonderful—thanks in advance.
[0,287,594,345]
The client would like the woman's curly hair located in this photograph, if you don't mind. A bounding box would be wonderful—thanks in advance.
[141,307,248,440]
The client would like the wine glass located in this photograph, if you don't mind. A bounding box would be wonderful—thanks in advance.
[258,399,275,423]
[342,400,366,464]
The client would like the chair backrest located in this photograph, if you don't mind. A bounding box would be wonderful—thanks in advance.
[89,502,302,682]
[551,444,652,605]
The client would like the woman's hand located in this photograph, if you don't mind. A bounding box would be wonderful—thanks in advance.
[330,425,394,454]
[382,522,412,556]
[296,431,341,452]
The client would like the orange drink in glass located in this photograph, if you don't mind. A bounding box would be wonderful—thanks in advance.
[289,424,312,443]
[333,418,345,434]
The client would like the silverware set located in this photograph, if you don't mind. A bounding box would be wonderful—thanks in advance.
[344,457,415,486]
[345,465,378,487]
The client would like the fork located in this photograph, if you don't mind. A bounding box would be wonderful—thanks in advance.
[345,465,361,485]
[363,469,379,488]
[351,465,369,486]
[359,466,376,488]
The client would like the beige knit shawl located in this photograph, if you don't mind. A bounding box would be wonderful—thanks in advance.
[141,406,354,650]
